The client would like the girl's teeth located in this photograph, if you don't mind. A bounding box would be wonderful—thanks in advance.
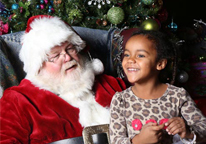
[128,68,137,71]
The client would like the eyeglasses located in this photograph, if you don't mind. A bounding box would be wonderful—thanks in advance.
[47,45,79,63]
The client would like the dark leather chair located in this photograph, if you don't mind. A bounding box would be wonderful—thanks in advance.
[50,124,110,144]
[49,136,84,144]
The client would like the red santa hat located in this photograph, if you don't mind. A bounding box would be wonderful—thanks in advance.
[19,15,86,76]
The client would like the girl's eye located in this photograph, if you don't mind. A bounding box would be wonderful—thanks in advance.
[123,53,129,57]
[137,54,145,58]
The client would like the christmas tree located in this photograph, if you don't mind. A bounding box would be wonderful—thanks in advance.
[0,0,167,32]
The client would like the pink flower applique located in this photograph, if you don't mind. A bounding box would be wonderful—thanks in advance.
[159,118,169,129]
[132,119,142,131]
[145,119,157,124]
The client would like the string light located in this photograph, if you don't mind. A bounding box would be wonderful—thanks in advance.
[88,0,111,9]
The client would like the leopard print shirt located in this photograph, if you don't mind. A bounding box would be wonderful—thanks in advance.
[109,84,206,144]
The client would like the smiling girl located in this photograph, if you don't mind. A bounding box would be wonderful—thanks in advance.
[109,30,206,144]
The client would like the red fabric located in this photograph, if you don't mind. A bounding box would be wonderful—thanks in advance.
[25,15,52,33]
[196,99,206,116]
[94,74,126,107]
[0,74,126,144]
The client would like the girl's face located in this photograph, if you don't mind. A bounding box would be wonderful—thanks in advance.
[122,35,163,84]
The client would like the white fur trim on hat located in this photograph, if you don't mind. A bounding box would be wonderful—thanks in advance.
[0,85,3,98]
[19,15,86,76]
[91,58,104,75]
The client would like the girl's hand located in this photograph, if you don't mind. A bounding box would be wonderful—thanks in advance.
[165,117,193,139]
[132,122,165,144]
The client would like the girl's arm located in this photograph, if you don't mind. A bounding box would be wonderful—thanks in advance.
[180,89,206,143]
[109,92,131,144]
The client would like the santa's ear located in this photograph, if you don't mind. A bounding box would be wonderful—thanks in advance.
[156,59,167,70]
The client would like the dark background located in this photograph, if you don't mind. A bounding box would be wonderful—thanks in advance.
[164,0,206,28]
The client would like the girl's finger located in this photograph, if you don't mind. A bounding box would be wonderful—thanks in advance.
[167,125,185,135]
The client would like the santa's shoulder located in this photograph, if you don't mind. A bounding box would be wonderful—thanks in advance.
[94,74,126,92]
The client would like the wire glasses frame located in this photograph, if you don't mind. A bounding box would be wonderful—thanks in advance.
[46,45,80,63]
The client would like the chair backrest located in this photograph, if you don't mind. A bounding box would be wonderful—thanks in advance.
[82,124,110,144]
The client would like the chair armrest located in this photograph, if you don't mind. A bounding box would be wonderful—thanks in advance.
[82,124,110,144]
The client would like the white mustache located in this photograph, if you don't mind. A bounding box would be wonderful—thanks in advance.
[63,59,78,70]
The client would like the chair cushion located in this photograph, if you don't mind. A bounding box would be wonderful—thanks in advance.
[1,31,25,82]
[0,37,19,95]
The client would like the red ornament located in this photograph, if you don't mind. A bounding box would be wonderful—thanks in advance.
[157,7,168,22]
[50,8,55,13]
[159,118,169,129]
[40,4,45,9]
[20,7,23,13]
[132,119,142,130]
[96,19,102,25]
[0,21,9,35]
[145,119,157,124]
[44,0,49,4]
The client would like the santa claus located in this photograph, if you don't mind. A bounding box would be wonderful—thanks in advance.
[0,15,126,144]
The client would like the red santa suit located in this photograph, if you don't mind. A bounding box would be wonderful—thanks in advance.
[0,74,126,144]
[0,15,127,144]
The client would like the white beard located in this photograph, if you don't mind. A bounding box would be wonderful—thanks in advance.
[27,57,110,127]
